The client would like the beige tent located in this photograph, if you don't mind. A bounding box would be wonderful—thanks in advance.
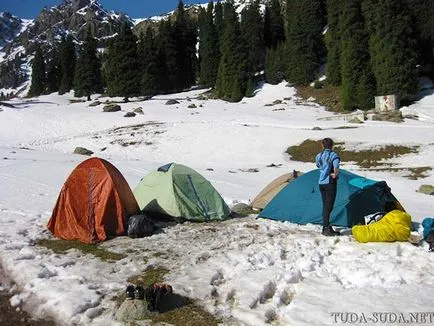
[251,171,302,210]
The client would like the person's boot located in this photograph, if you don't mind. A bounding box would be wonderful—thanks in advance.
[429,242,434,252]
[135,285,145,300]
[329,226,340,235]
[322,226,339,236]
[125,285,135,300]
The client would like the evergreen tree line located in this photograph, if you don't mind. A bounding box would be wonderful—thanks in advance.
[29,0,434,109]
[28,29,101,100]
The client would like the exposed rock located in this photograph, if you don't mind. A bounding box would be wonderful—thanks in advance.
[266,163,282,168]
[187,103,197,108]
[133,107,144,114]
[115,299,155,322]
[239,168,259,173]
[417,185,434,195]
[231,203,257,216]
[371,110,403,123]
[312,126,322,130]
[103,104,121,112]
[165,99,179,105]
[124,112,136,118]
[88,101,101,107]
[348,117,364,124]
[73,147,94,156]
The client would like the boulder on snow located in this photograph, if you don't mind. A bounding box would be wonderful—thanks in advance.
[73,147,94,156]
[103,104,121,112]
[418,184,434,195]
[231,203,257,216]
[124,112,136,118]
[165,99,179,105]
[133,107,144,114]
[371,110,403,123]
[115,299,155,322]
[88,101,101,107]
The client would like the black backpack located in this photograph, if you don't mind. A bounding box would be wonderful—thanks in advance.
[127,214,154,238]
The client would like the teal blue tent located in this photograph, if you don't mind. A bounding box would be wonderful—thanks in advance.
[259,169,403,227]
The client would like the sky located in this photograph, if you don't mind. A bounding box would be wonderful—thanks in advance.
[0,0,209,19]
[0,81,433,325]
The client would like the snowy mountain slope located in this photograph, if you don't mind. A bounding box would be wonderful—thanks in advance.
[0,82,433,325]
[0,0,130,92]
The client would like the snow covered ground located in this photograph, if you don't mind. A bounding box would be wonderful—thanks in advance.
[0,82,433,325]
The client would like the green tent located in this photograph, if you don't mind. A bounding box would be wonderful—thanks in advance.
[134,163,231,221]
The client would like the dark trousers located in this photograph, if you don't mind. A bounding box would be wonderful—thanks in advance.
[319,183,337,228]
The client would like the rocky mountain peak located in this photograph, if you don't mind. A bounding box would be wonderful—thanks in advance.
[0,12,23,48]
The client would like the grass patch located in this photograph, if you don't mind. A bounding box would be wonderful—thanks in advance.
[152,252,168,259]
[37,239,126,261]
[333,126,359,129]
[287,139,419,168]
[127,265,170,288]
[296,85,344,112]
[368,166,432,180]
[152,304,221,326]
[244,224,260,230]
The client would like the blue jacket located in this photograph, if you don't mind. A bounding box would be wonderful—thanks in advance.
[315,149,340,184]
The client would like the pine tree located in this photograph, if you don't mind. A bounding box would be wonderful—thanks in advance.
[152,21,172,94]
[240,0,265,75]
[104,22,140,100]
[264,0,285,49]
[198,2,220,87]
[215,1,247,101]
[28,44,46,97]
[340,0,375,110]
[214,1,224,44]
[138,27,158,96]
[46,48,61,94]
[363,0,418,102]
[245,77,255,97]
[285,0,324,85]
[172,0,198,91]
[74,27,102,100]
[404,0,434,76]
[58,35,76,95]
[325,0,342,86]
[265,42,287,84]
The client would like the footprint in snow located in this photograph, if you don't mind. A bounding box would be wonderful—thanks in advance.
[259,281,276,304]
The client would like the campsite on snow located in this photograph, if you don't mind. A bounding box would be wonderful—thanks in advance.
[1,0,434,325]
[1,83,434,325]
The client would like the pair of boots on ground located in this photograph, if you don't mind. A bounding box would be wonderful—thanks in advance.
[126,283,173,311]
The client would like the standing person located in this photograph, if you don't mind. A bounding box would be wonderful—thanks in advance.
[315,138,341,236]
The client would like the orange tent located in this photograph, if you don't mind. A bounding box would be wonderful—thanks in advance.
[48,157,139,243]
